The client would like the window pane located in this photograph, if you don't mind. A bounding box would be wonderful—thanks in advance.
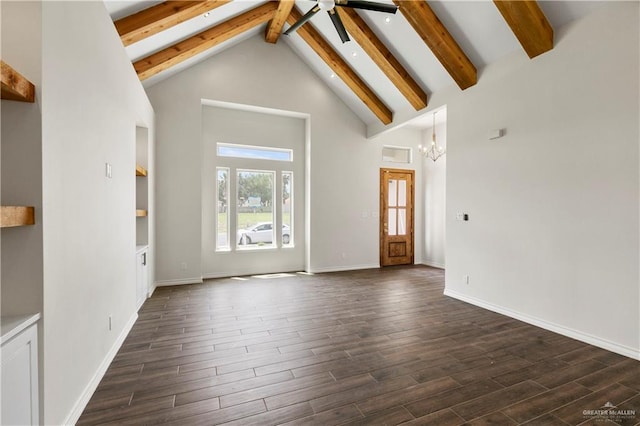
[398,180,407,207]
[382,146,411,163]
[237,170,274,248]
[216,168,230,250]
[398,208,406,235]
[388,179,397,207]
[218,143,292,161]
[283,172,293,247]
[388,208,397,236]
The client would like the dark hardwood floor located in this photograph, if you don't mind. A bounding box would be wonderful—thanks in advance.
[78,266,640,425]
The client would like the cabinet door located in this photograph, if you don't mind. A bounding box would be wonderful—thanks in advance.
[136,250,148,310]
[1,324,39,425]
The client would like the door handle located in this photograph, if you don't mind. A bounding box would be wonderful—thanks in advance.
[142,252,147,266]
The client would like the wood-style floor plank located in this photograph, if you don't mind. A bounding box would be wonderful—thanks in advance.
[78,266,640,425]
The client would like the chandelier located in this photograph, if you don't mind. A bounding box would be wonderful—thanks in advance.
[418,110,445,162]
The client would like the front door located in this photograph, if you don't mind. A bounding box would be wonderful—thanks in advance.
[380,168,414,266]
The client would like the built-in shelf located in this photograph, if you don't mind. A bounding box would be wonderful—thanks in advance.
[136,209,147,217]
[135,164,147,177]
[1,60,35,103]
[1,206,35,228]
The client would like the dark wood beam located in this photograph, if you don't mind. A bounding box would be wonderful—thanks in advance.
[336,7,427,110]
[286,7,393,125]
[494,0,553,58]
[115,0,231,47]
[134,2,278,81]
[393,0,477,90]
[265,0,295,44]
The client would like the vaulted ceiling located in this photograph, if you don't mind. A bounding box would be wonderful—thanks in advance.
[104,0,605,128]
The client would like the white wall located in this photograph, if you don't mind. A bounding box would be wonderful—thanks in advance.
[443,2,639,358]
[147,35,423,282]
[420,110,447,269]
[40,2,154,424]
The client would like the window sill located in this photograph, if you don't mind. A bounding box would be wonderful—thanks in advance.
[215,245,295,253]
[236,245,277,252]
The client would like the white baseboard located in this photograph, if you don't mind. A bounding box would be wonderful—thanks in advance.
[203,272,236,279]
[309,263,380,274]
[64,312,138,425]
[203,267,305,280]
[421,260,445,269]
[154,277,203,287]
[444,288,640,361]
[147,282,156,298]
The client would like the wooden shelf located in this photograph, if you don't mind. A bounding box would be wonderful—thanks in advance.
[136,164,147,177]
[1,61,35,103]
[136,209,148,217]
[1,206,35,228]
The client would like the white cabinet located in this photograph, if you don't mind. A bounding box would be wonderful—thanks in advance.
[1,314,40,426]
[136,245,148,310]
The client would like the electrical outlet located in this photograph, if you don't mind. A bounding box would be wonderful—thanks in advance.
[180,262,187,271]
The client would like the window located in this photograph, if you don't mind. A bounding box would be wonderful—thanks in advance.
[217,143,293,162]
[387,178,407,236]
[237,170,275,248]
[282,172,293,247]
[382,146,412,164]
[214,141,298,252]
[216,168,229,250]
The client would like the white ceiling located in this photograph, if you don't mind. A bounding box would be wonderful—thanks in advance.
[103,0,606,129]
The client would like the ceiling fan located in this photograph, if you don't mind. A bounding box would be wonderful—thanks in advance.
[284,0,398,43]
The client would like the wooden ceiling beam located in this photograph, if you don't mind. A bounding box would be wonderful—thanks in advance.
[286,7,392,125]
[393,0,476,90]
[493,0,553,58]
[336,7,427,111]
[115,0,231,47]
[265,0,295,44]
[134,2,278,81]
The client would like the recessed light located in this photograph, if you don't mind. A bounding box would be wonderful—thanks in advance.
[385,17,391,23]
[330,73,336,79]
[204,12,210,18]
[351,51,357,57]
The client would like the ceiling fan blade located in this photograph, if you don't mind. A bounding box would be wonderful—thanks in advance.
[284,5,321,35]
[337,0,398,14]
[328,9,350,43]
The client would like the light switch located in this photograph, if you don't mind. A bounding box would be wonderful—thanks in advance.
[105,162,112,178]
